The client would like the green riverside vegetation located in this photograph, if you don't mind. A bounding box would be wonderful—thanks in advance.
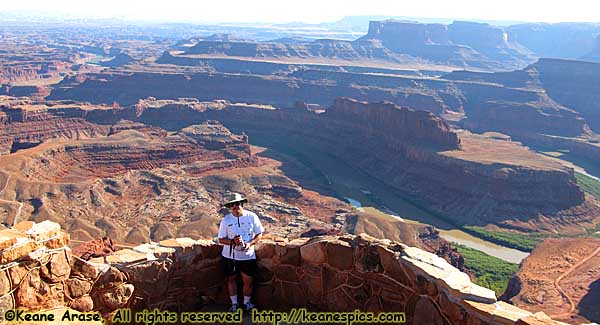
[575,172,600,198]
[461,172,600,249]
[453,244,519,296]
[574,172,600,237]
[462,226,545,252]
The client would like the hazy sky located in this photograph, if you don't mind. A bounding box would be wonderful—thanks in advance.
[2,0,599,24]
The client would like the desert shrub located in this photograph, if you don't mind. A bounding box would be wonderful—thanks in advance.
[462,226,545,252]
[454,244,519,296]
[575,172,600,198]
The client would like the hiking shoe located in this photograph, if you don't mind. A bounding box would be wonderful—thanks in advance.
[244,302,255,310]
[229,303,238,312]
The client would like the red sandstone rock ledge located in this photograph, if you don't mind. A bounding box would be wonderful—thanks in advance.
[0,221,568,324]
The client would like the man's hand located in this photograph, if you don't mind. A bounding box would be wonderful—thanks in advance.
[244,233,261,251]
[233,235,243,245]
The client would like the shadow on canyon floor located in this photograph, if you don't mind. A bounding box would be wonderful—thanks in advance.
[578,277,600,323]
[244,130,458,230]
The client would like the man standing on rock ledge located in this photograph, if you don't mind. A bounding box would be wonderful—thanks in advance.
[218,192,264,312]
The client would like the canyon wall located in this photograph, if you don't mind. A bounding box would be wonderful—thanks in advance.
[443,59,600,135]
[0,114,263,243]
[532,58,600,133]
[22,121,254,182]
[521,135,600,163]
[0,96,592,228]
[48,60,594,142]
[184,38,399,62]
[179,20,538,70]
[581,34,600,62]
[0,104,110,155]
[49,70,452,112]
[130,98,586,227]
[359,20,535,70]
[0,220,563,324]
[462,101,588,138]
[0,60,70,84]
[506,23,600,59]
[2,96,587,227]
[156,53,426,77]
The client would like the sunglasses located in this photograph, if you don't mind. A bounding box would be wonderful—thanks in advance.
[226,202,243,208]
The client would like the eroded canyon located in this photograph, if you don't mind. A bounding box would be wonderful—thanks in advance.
[1,16,599,324]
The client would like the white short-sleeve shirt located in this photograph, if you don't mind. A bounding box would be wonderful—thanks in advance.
[218,210,264,261]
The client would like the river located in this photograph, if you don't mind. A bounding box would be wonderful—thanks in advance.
[248,137,531,264]
[347,199,529,264]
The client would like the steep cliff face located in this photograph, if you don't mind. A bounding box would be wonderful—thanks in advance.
[463,100,588,138]
[178,21,539,70]
[443,64,594,138]
[0,95,595,232]
[0,60,71,84]
[448,21,508,49]
[50,58,595,143]
[0,65,40,83]
[23,124,253,183]
[48,70,452,113]
[447,58,600,135]
[524,135,600,163]
[157,53,426,77]
[0,119,264,243]
[364,20,451,49]
[507,22,600,59]
[127,98,587,228]
[324,98,459,149]
[531,58,600,133]
[360,20,536,70]
[581,34,600,62]
[0,85,51,99]
[184,38,400,61]
[0,104,110,155]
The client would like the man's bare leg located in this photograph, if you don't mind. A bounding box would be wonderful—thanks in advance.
[241,273,253,296]
[227,275,237,302]
[241,272,254,308]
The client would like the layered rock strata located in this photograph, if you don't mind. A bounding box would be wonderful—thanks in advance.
[6,121,254,183]
[360,20,536,70]
[0,117,265,243]
[126,98,587,228]
[179,19,538,70]
[445,59,600,135]
[156,54,427,77]
[532,59,600,133]
[184,38,400,62]
[0,102,111,155]
[442,59,600,163]
[0,221,565,324]
[507,23,600,59]
[49,69,453,113]
[0,95,592,229]
[0,60,71,84]
[48,57,595,143]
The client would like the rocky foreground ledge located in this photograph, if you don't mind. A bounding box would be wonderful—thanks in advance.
[0,221,566,324]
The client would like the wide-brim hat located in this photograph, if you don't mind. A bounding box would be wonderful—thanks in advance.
[222,192,248,207]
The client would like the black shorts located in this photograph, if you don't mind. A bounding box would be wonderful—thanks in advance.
[223,257,257,277]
